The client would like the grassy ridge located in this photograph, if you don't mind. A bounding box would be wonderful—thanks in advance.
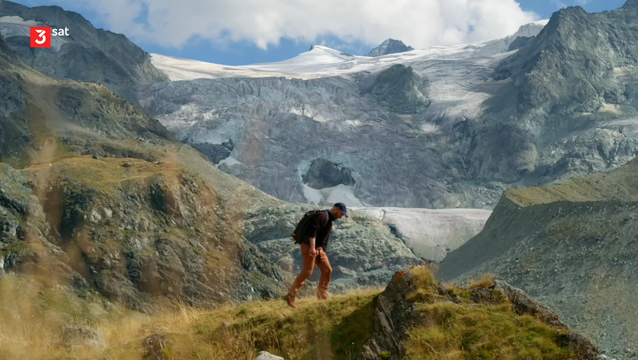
[401,269,577,360]
[0,268,585,360]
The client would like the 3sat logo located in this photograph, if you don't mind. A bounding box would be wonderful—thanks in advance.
[30,27,51,47]
[30,27,70,48]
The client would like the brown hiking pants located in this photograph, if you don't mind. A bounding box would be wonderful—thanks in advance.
[287,243,333,300]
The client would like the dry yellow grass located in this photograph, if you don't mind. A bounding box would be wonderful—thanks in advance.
[505,157,638,207]
[468,273,496,289]
[0,266,580,360]
[0,272,382,360]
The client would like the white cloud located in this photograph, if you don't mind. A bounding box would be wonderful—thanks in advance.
[56,0,539,50]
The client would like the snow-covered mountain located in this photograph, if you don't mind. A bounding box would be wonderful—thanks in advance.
[141,3,638,217]
[151,21,548,82]
[142,21,555,209]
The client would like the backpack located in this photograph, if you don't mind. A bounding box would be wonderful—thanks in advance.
[291,210,324,244]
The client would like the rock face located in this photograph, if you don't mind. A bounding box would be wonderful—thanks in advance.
[25,157,286,310]
[506,36,534,51]
[0,163,71,280]
[367,39,414,57]
[480,2,638,184]
[138,74,466,208]
[360,64,430,114]
[438,157,638,359]
[303,159,356,189]
[0,1,168,103]
[191,139,235,165]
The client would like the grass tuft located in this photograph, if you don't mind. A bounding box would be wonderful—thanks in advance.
[469,274,496,289]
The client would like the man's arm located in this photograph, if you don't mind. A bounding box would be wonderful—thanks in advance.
[308,237,317,257]
[306,213,327,257]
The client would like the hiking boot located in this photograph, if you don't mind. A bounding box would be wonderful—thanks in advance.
[284,294,296,308]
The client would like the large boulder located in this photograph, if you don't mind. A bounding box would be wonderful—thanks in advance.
[60,326,105,350]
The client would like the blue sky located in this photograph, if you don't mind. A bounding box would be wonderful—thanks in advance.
[9,0,628,65]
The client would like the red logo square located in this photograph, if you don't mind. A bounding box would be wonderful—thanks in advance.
[30,27,51,48]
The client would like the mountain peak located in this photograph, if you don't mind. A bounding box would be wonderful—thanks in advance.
[623,0,638,8]
[367,38,414,57]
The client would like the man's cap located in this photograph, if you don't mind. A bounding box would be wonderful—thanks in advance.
[334,202,348,217]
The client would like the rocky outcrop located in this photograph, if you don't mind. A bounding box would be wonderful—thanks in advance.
[0,156,286,312]
[358,270,419,360]
[506,36,534,51]
[367,39,414,57]
[191,139,235,165]
[60,326,105,350]
[302,158,356,189]
[359,267,604,360]
[143,329,171,360]
[0,163,76,283]
[0,1,168,103]
[438,157,638,359]
[360,64,430,114]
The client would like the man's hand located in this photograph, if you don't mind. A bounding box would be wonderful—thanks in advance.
[309,237,317,257]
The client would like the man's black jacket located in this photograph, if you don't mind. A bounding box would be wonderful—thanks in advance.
[302,210,335,250]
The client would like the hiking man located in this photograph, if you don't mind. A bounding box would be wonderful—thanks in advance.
[285,202,348,308]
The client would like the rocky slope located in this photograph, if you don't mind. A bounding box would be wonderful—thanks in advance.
[141,4,638,210]
[360,267,605,360]
[0,1,168,103]
[1,157,285,312]
[479,1,638,184]
[366,39,414,57]
[0,32,285,311]
[437,157,638,359]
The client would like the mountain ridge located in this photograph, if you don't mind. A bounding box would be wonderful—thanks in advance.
[437,157,638,359]
[0,0,168,103]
